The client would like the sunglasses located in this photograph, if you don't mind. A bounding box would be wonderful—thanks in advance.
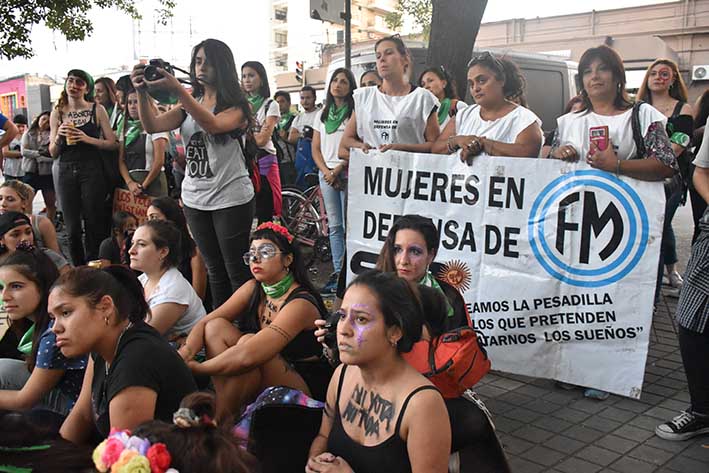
[243,244,284,265]
[467,51,504,70]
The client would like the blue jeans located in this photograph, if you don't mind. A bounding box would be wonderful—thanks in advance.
[0,359,73,416]
[319,172,346,274]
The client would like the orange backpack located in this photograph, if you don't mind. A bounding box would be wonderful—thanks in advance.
[403,326,491,399]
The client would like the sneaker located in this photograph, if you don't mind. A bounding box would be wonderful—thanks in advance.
[321,273,339,294]
[668,271,684,289]
[583,388,610,400]
[656,411,709,441]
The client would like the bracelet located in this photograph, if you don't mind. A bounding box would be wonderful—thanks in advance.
[615,159,621,177]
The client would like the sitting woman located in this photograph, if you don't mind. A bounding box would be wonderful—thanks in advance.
[432,52,543,162]
[376,214,469,332]
[97,210,137,266]
[179,222,331,421]
[0,248,86,420]
[0,180,61,254]
[129,220,206,341]
[0,211,69,273]
[306,270,451,473]
[147,196,207,301]
[52,265,197,443]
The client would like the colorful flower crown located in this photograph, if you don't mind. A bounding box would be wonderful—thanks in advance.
[93,429,177,473]
[257,221,294,243]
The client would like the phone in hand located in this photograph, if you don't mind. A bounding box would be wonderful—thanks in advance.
[589,126,609,153]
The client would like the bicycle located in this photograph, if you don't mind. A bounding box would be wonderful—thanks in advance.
[280,173,331,270]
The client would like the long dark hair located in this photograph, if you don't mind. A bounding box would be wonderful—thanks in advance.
[149,196,197,259]
[51,265,150,325]
[695,89,709,129]
[577,45,632,112]
[636,58,689,105]
[376,215,439,274]
[27,111,50,136]
[418,66,458,100]
[0,248,60,371]
[241,61,271,99]
[467,52,526,104]
[320,68,356,125]
[189,39,252,142]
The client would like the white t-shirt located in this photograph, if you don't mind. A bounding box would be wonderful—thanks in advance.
[291,109,320,135]
[5,137,24,177]
[354,86,439,147]
[255,99,281,155]
[314,108,349,168]
[139,267,206,339]
[556,104,667,160]
[455,104,542,156]
[179,105,254,211]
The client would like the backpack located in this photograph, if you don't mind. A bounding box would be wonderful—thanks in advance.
[237,127,262,195]
[402,326,491,399]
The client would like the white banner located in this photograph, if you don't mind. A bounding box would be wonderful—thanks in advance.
[346,149,665,399]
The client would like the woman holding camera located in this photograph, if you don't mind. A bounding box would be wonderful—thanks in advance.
[131,39,255,309]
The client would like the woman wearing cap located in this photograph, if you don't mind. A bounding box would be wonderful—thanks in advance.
[49,69,118,266]
[0,211,69,273]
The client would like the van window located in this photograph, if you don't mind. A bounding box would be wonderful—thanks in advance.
[524,68,564,132]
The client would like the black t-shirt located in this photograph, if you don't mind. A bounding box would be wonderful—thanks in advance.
[91,321,197,438]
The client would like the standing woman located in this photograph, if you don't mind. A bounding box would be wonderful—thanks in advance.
[312,68,356,294]
[48,69,118,266]
[432,53,543,161]
[636,59,693,290]
[242,61,282,223]
[131,39,255,309]
[21,111,57,223]
[95,77,122,130]
[118,88,169,197]
[419,66,466,130]
[339,35,440,156]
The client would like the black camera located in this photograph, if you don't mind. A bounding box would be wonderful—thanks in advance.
[322,311,340,352]
[302,125,314,140]
[144,59,174,82]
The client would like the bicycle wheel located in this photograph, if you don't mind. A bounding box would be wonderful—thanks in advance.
[281,190,323,245]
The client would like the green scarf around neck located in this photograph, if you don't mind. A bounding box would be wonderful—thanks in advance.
[17,324,34,355]
[247,95,266,114]
[120,118,143,148]
[437,98,452,125]
[419,271,454,318]
[325,104,349,134]
[278,111,294,130]
[262,272,295,299]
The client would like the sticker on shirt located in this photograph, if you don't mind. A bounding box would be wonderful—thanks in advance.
[373,119,398,143]
[185,131,214,178]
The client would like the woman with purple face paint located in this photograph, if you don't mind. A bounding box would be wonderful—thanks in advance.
[179,222,332,422]
[307,270,450,473]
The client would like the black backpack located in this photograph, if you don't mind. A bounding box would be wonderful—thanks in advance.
[236,127,262,194]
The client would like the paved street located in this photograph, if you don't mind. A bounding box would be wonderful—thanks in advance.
[477,203,709,473]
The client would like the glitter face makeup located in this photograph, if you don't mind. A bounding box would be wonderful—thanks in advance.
[336,303,376,347]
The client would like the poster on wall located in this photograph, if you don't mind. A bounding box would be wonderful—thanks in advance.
[346,149,664,398]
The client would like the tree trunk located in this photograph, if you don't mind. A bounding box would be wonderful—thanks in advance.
[427,0,488,100]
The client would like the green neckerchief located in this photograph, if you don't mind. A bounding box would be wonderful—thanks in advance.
[437,98,452,125]
[17,324,34,355]
[419,271,454,318]
[118,118,143,148]
[0,465,33,473]
[247,95,266,114]
[262,272,294,299]
[325,104,350,134]
[278,111,294,130]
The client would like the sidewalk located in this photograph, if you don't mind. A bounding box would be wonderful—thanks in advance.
[476,287,709,473]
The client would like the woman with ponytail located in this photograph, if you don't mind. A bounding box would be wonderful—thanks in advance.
[50,265,197,443]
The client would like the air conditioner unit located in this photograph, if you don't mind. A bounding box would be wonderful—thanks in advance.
[692,65,709,81]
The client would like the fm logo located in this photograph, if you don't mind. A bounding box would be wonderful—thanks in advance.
[528,170,649,287]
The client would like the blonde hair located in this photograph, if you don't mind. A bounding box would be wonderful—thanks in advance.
[0,180,35,212]
[636,58,689,104]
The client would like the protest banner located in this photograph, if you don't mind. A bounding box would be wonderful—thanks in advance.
[346,149,665,398]
[112,188,151,224]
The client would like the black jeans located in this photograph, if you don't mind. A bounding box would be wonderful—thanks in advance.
[678,324,709,415]
[184,200,255,308]
[57,160,109,265]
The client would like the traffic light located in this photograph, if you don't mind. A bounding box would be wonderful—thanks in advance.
[295,61,304,85]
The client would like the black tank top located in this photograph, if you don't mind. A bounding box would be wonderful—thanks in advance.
[327,365,440,473]
[60,103,101,163]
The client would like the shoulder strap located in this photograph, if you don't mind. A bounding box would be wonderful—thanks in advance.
[91,103,98,126]
[671,101,685,119]
[335,365,348,402]
[631,101,646,160]
[394,385,440,434]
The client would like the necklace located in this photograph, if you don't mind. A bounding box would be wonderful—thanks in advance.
[105,322,132,376]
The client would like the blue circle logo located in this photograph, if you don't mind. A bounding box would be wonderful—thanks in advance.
[528,170,649,287]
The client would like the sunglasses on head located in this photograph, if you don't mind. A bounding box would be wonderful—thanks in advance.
[468,51,504,70]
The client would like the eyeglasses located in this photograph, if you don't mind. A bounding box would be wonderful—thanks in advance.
[242,245,284,265]
[467,51,504,70]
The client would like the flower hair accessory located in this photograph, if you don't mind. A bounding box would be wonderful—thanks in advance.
[257,221,294,243]
[172,407,215,428]
[93,429,178,473]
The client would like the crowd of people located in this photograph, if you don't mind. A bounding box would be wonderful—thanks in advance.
[0,33,707,472]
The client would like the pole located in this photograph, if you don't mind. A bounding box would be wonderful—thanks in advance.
[345,0,352,69]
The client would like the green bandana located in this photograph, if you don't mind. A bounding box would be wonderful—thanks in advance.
[247,95,266,114]
[325,104,349,134]
[437,98,452,125]
[278,111,294,130]
[419,271,454,318]
[262,272,294,299]
[118,118,143,148]
[0,465,33,473]
[17,324,34,355]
